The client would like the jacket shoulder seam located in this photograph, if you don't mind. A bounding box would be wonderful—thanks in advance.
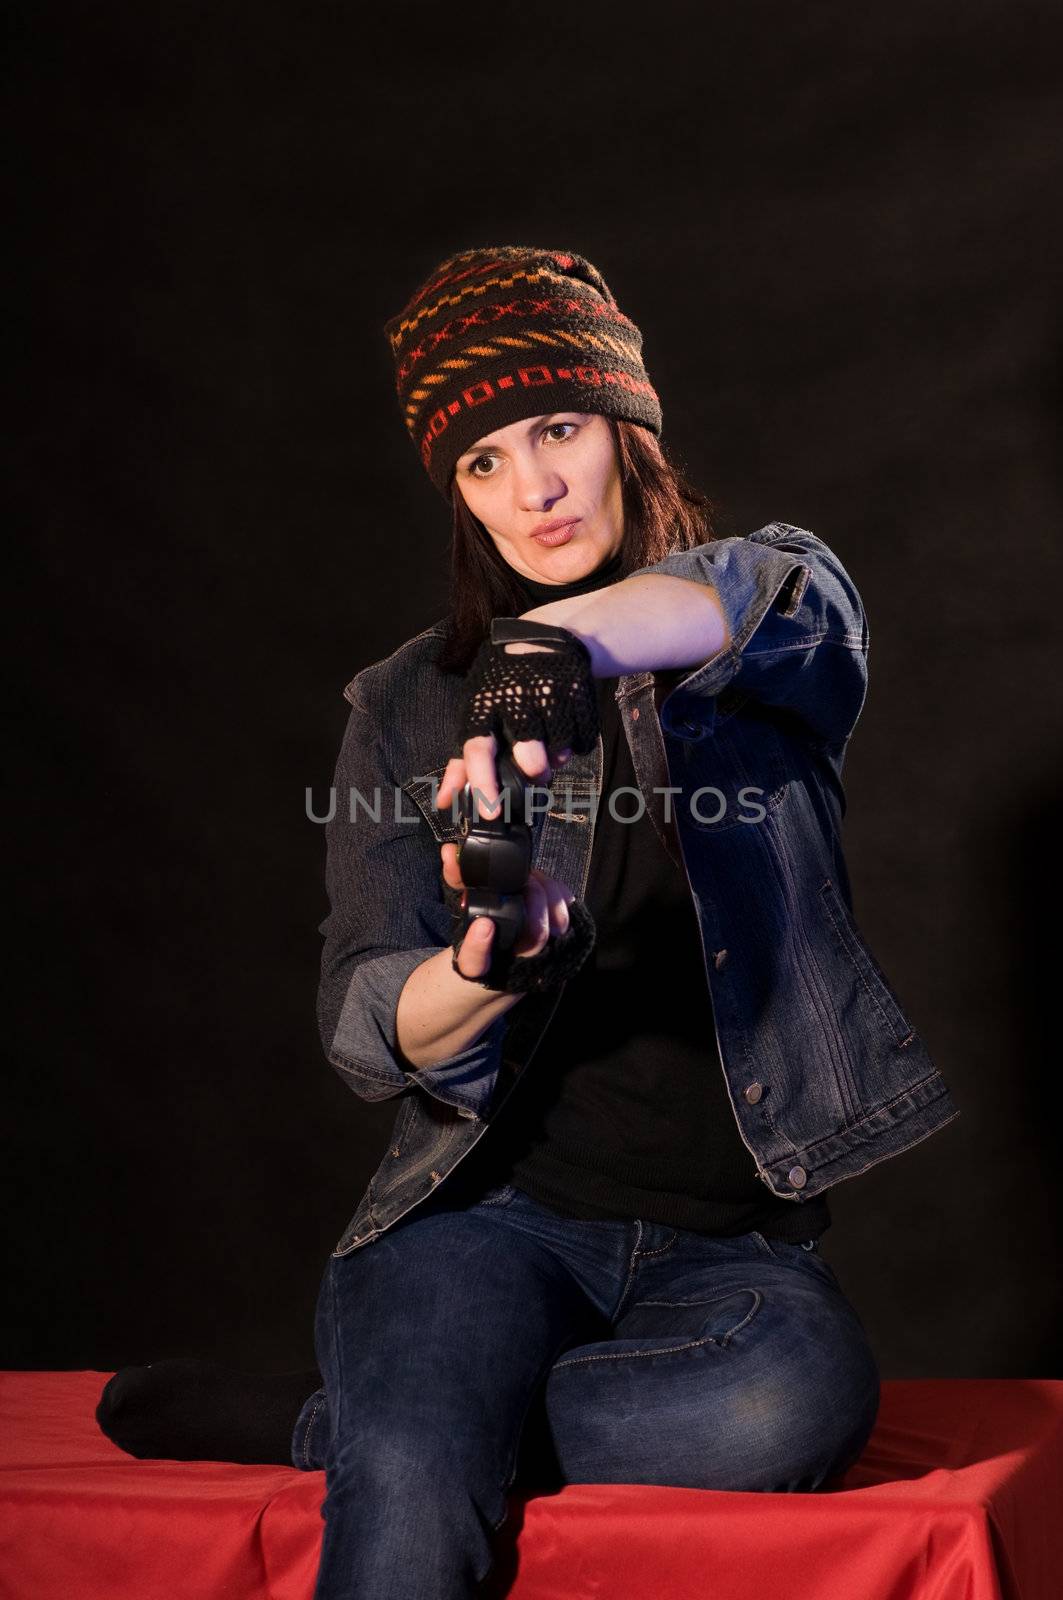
[749,520,815,543]
[342,621,448,709]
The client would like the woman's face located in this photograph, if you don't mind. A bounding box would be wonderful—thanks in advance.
[452,411,624,586]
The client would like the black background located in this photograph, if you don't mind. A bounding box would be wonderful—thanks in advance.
[7,0,1062,1378]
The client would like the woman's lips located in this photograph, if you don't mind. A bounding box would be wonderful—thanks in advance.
[532,519,580,547]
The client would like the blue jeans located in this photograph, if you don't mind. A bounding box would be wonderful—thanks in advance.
[291,1182,881,1600]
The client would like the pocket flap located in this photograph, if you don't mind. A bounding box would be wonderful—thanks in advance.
[402,766,463,845]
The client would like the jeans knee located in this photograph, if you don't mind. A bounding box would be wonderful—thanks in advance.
[328,1419,497,1495]
[724,1357,881,1491]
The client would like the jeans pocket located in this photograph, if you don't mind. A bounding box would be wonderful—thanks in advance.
[754,1228,832,1269]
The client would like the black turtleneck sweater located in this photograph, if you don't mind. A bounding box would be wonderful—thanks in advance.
[453,549,830,1241]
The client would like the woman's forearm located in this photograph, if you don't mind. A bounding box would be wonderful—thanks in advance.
[395,947,521,1072]
[519,573,731,676]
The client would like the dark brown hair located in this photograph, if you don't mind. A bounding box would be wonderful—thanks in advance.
[436,419,720,675]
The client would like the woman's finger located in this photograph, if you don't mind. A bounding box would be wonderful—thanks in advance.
[463,733,502,820]
[514,874,550,957]
[539,875,571,936]
[435,756,467,811]
[454,915,495,979]
[511,737,551,786]
[437,738,569,815]
[525,868,571,938]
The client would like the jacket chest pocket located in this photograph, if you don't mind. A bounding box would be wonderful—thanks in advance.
[402,765,463,846]
[401,760,550,866]
[678,705,790,833]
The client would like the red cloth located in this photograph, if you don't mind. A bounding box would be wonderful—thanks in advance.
[0,1371,1060,1600]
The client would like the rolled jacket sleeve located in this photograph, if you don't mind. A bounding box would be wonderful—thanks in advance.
[317,675,508,1111]
[634,521,869,747]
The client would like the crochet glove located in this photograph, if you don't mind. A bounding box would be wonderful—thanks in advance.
[451,897,597,994]
[458,618,600,757]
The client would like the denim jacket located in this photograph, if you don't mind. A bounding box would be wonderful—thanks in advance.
[316,521,959,1256]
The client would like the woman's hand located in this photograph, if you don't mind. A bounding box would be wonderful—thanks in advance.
[436,733,572,822]
[441,841,574,980]
[441,640,573,819]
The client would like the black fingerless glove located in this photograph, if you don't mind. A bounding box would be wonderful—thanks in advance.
[459,617,600,756]
[449,895,597,994]
[442,871,597,994]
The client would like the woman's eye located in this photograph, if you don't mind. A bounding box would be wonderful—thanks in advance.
[467,423,576,477]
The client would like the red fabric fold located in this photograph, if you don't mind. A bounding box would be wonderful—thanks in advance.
[1,1373,1059,1600]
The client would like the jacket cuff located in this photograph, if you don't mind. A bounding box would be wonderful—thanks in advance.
[409,1012,509,1118]
[632,523,867,744]
[327,945,508,1116]
[634,533,814,703]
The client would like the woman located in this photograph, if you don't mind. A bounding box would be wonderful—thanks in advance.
[99,245,959,1599]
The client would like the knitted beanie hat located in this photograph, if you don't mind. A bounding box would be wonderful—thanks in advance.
[383,245,663,498]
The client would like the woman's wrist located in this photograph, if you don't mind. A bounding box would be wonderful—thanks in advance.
[395,946,521,1073]
[519,573,730,677]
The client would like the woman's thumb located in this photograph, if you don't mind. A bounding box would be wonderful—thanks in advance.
[457,915,495,980]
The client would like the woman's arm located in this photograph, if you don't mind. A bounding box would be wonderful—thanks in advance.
[396,841,574,1069]
[520,525,869,749]
[517,573,732,677]
[318,682,512,1115]
[439,526,868,815]
[434,575,732,817]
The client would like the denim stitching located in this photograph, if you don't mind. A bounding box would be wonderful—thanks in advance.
[553,1338,711,1367]
[777,563,811,617]
[611,1218,650,1322]
[300,1395,324,1469]
[756,1088,799,1151]
[491,1330,582,1536]
[765,828,859,1126]
[632,1236,680,1258]
[784,1092,961,1189]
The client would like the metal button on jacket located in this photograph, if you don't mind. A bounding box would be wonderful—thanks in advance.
[788,1164,808,1189]
[743,1082,764,1104]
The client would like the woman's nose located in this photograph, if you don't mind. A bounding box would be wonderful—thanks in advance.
[514,461,566,511]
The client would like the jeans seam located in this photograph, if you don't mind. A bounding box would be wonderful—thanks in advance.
[300,1395,325,1470]
[553,1337,717,1368]
[324,1261,343,1471]
[491,1330,580,1535]
[613,1220,679,1322]
[632,1235,680,1259]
